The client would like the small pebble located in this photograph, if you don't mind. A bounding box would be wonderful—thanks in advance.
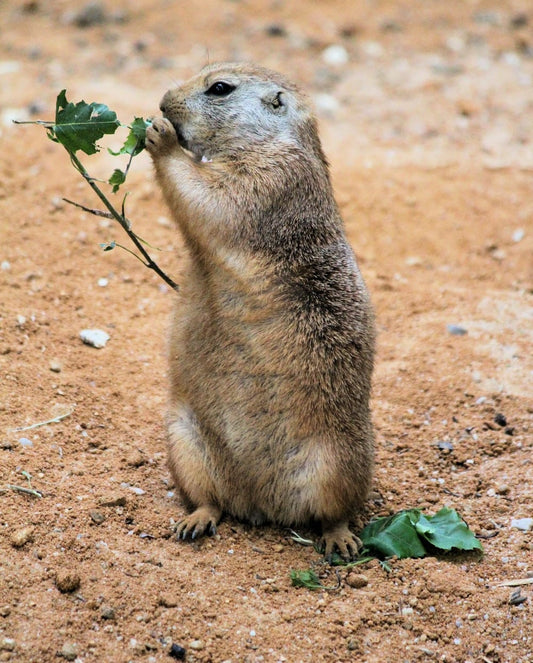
[0,638,15,652]
[18,437,33,448]
[100,605,116,620]
[97,277,108,287]
[1,261,10,271]
[447,324,468,336]
[189,640,204,651]
[509,589,527,606]
[10,526,34,548]
[99,493,127,507]
[158,593,178,608]
[80,329,110,348]
[0,606,11,617]
[126,449,145,467]
[512,228,525,242]
[169,643,186,660]
[437,440,454,452]
[510,13,528,29]
[265,23,287,37]
[347,637,358,651]
[494,413,507,427]
[55,569,81,593]
[49,359,62,373]
[60,642,78,661]
[322,44,349,65]
[70,2,106,27]
[90,510,106,525]
[511,518,533,532]
[345,572,369,588]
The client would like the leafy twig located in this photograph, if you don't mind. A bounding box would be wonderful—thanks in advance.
[14,91,179,292]
[67,149,178,291]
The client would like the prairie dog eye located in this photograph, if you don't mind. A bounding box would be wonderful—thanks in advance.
[205,81,235,96]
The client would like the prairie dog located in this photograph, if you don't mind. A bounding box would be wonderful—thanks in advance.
[145,62,375,559]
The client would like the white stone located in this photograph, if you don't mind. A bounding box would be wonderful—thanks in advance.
[322,45,349,66]
[80,329,110,348]
[510,518,533,532]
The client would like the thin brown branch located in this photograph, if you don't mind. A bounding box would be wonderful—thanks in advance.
[63,197,114,219]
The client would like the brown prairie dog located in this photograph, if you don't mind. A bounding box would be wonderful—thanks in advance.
[145,62,375,560]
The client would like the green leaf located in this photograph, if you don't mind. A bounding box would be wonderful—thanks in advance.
[109,168,126,193]
[413,507,483,552]
[290,569,323,590]
[51,89,120,155]
[108,117,150,157]
[360,510,428,559]
[359,508,482,560]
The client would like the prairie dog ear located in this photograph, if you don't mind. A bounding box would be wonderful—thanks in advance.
[262,89,287,113]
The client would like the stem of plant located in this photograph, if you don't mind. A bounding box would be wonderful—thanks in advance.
[68,150,179,291]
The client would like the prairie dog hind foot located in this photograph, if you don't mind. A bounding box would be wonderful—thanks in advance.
[320,520,363,562]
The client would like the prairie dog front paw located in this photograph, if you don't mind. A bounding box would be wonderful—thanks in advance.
[145,117,178,157]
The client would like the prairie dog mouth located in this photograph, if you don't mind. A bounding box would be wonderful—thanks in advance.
[166,117,211,163]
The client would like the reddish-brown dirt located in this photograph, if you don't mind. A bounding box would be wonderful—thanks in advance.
[1,1,531,662]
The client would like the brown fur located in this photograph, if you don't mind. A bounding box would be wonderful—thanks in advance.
[145,62,375,559]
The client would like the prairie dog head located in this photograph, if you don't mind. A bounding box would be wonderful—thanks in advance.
[159,62,323,163]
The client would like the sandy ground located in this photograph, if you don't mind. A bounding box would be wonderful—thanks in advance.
[0,1,532,662]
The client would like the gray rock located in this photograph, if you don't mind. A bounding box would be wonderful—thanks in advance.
[447,324,468,336]
[100,605,116,620]
[60,642,78,661]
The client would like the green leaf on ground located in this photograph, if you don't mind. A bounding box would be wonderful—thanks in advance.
[360,510,428,559]
[359,507,483,560]
[49,90,120,155]
[109,117,150,157]
[291,508,482,592]
[290,569,324,590]
[413,507,483,552]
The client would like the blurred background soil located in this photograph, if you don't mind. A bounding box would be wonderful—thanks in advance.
[0,1,532,661]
